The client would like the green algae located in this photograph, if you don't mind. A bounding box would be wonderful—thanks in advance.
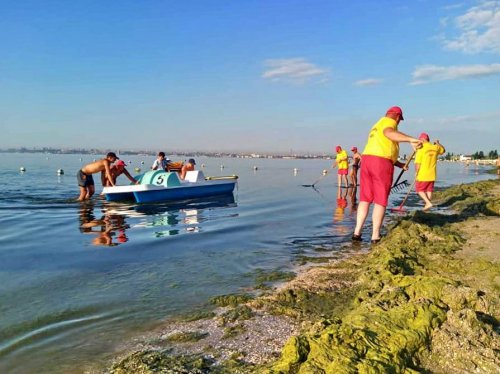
[270,179,500,373]
[254,269,296,283]
[181,310,217,322]
[110,351,213,374]
[109,179,500,374]
[219,305,255,325]
[164,331,209,343]
[209,293,254,307]
[222,324,247,339]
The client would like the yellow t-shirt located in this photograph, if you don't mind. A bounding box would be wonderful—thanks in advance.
[336,150,348,169]
[362,117,399,163]
[415,142,445,181]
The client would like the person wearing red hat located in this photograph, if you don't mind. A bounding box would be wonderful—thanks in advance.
[332,146,349,188]
[103,159,139,187]
[352,106,422,244]
[349,146,361,187]
[414,133,445,211]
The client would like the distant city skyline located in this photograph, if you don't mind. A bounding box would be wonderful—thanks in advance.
[1,1,499,155]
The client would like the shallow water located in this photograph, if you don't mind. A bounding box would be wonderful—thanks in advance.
[0,153,493,373]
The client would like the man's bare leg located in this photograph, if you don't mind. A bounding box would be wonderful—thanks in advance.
[354,201,370,237]
[371,203,386,240]
[78,187,87,201]
[87,185,95,199]
[418,191,433,211]
[337,174,342,187]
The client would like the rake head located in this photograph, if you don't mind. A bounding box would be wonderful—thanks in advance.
[391,179,410,191]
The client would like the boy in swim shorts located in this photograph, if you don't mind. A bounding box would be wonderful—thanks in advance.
[77,152,118,201]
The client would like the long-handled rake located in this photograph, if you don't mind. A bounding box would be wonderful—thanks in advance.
[390,178,416,213]
[391,149,417,191]
[302,170,329,187]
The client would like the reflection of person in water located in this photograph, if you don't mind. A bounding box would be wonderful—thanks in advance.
[333,187,350,235]
[349,185,358,214]
[78,205,129,246]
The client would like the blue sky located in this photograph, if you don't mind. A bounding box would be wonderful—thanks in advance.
[1,0,499,154]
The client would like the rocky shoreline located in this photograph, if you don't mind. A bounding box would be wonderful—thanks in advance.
[107,179,499,373]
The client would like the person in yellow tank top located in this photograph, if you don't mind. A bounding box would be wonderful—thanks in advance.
[414,133,445,211]
[352,106,422,244]
[332,146,349,188]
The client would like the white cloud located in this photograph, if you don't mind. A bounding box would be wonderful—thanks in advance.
[354,78,383,86]
[410,63,500,84]
[441,1,500,53]
[262,58,329,83]
[436,111,500,125]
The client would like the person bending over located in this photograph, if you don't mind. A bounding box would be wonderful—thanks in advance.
[77,152,118,201]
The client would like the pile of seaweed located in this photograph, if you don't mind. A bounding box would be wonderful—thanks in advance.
[108,180,499,373]
[270,179,499,373]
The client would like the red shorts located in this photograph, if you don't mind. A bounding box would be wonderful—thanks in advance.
[338,168,348,175]
[359,155,394,207]
[415,181,434,192]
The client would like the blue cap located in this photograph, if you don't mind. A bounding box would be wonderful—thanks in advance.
[188,158,196,165]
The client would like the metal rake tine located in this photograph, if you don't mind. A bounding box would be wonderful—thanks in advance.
[391,180,409,191]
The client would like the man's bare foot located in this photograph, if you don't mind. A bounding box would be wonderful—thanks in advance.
[423,203,433,211]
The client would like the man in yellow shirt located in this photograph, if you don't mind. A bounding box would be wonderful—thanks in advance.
[352,106,422,244]
[332,146,349,188]
[415,133,445,211]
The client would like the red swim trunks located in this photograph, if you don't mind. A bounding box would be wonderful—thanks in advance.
[415,181,434,192]
[338,168,348,175]
[359,155,394,207]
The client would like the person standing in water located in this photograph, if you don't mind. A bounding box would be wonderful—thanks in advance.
[349,146,361,187]
[352,106,422,244]
[332,146,349,188]
[77,152,118,201]
[414,133,445,211]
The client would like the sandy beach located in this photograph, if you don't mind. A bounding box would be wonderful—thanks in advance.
[108,178,499,374]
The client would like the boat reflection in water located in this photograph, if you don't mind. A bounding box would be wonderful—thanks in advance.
[79,194,237,245]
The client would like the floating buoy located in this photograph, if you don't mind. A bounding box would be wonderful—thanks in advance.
[134,167,141,173]
[322,169,328,175]
[20,166,26,172]
[79,158,82,161]
[57,169,64,175]
[220,165,224,169]
[128,160,132,164]
[293,167,298,173]
[201,163,205,168]
[46,157,49,160]
[253,166,258,171]
[141,161,144,165]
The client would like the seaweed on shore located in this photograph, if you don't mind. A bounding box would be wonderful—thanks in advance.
[108,179,499,374]
[269,179,500,373]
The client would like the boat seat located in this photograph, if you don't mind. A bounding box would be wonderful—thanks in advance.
[184,170,205,182]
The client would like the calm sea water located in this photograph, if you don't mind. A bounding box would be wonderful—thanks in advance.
[0,153,493,373]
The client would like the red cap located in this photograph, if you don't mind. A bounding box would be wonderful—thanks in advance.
[115,160,126,167]
[386,106,404,120]
[351,146,357,152]
[419,132,430,141]
[335,146,342,152]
